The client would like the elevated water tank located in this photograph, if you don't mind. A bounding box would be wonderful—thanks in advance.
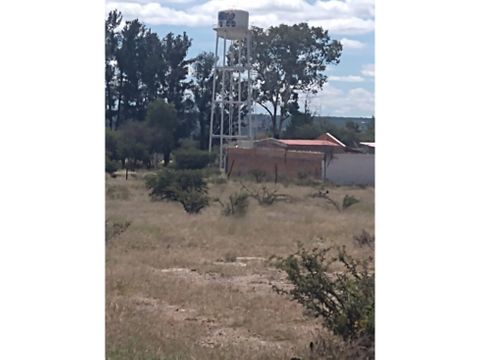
[215,9,249,40]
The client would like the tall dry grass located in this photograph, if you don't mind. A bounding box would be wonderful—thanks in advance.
[106,172,374,359]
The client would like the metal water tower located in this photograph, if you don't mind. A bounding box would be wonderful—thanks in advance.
[208,9,253,171]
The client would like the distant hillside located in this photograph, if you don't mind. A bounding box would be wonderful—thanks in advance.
[249,114,373,138]
[314,116,372,130]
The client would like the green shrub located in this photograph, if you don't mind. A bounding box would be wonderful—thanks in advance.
[145,169,207,200]
[174,148,214,170]
[274,244,374,345]
[106,156,120,176]
[176,189,209,214]
[342,195,360,210]
[217,192,249,217]
[145,169,209,214]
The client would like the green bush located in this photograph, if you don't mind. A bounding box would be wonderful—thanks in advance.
[217,192,249,217]
[176,189,209,214]
[174,148,214,170]
[106,156,120,176]
[274,245,374,345]
[145,169,209,214]
[342,195,360,210]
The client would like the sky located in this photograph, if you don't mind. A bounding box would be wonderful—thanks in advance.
[105,0,375,118]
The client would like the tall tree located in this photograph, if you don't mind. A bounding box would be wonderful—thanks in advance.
[161,32,196,142]
[117,120,152,168]
[141,31,165,107]
[105,10,122,129]
[284,110,321,139]
[191,52,215,149]
[250,23,342,138]
[116,19,148,126]
[146,99,178,166]
[161,32,193,112]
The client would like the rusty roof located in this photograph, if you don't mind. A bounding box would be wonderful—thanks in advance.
[278,139,341,147]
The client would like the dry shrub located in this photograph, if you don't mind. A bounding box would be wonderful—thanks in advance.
[106,220,131,242]
[353,230,375,248]
[248,169,267,183]
[240,182,290,206]
[216,192,249,217]
[305,333,374,360]
[311,189,360,212]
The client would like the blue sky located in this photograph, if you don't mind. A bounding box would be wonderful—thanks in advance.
[106,0,375,117]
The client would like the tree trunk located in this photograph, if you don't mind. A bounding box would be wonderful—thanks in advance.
[272,94,280,139]
[272,106,278,139]
[199,114,207,149]
[163,151,171,167]
[116,70,124,130]
[106,82,112,129]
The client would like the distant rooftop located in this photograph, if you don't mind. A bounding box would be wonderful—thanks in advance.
[360,142,375,148]
[278,139,341,147]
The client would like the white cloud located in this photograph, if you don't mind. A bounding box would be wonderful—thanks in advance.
[340,38,365,50]
[299,83,374,116]
[106,2,212,26]
[329,75,364,82]
[361,63,375,77]
[105,0,375,35]
[163,0,196,3]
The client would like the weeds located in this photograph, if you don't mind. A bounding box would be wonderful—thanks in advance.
[353,230,375,248]
[106,185,130,200]
[342,195,360,210]
[311,189,360,212]
[215,192,249,217]
[106,220,131,243]
[209,175,228,185]
[223,252,237,263]
[240,182,290,206]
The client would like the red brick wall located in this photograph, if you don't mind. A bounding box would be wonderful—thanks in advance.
[226,147,324,179]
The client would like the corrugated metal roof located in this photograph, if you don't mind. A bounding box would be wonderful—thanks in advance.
[278,139,341,147]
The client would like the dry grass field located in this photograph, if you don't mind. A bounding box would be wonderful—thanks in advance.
[106,171,374,359]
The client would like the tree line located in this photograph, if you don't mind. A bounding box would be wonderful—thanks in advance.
[106,9,373,170]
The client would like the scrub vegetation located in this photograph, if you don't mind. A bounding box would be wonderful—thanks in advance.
[106,173,374,359]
